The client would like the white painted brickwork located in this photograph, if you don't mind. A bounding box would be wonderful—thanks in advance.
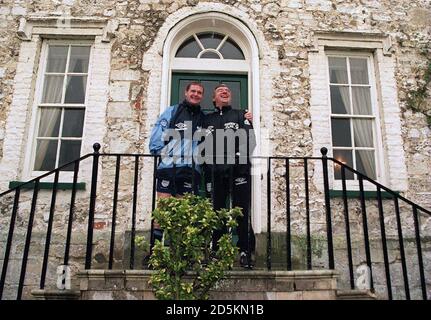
[375,50,408,190]
[0,37,40,187]
[81,36,111,156]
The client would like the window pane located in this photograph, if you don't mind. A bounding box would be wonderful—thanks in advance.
[333,149,354,180]
[331,118,352,147]
[356,150,376,179]
[176,36,201,58]
[65,76,87,103]
[223,81,241,109]
[219,38,245,60]
[353,119,374,148]
[200,51,220,59]
[34,140,58,171]
[350,58,369,84]
[199,80,219,112]
[197,32,224,49]
[59,140,82,171]
[352,87,372,115]
[62,109,85,137]
[330,86,350,114]
[46,46,68,73]
[69,46,91,73]
[42,75,64,103]
[328,57,348,83]
[38,108,61,137]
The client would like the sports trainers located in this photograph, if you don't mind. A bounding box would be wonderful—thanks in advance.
[239,251,254,269]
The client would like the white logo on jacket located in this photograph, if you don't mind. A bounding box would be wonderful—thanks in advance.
[234,177,247,185]
[205,126,215,136]
[224,122,239,130]
[160,119,168,128]
[175,122,187,131]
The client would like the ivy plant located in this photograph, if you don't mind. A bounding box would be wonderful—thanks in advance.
[148,194,242,300]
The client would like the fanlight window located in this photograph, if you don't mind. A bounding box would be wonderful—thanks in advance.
[175,32,245,60]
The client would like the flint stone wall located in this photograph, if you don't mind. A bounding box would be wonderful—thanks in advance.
[0,0,429,300]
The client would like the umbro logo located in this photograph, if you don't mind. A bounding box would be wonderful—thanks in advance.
[205,126,215,136]
[160,119,168,128]
[224,122,239,130]
[175,122,187,131]
[234,177,247,185]
[161,180,170,187]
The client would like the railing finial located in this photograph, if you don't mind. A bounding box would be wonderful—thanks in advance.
[93,143,101,153]
[320,147,328,157]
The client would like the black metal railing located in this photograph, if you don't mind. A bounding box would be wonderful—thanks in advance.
[0,144,429,300]
[265,148,430,300]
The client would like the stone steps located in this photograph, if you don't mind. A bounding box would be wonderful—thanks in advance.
[31,269,376,300]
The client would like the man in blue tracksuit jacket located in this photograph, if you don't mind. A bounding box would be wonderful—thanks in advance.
[148,82,205,245]
[149,82,205,197]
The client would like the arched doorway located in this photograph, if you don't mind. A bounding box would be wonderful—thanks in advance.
[160,12,262,232]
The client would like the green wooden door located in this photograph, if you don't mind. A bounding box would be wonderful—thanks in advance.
[171,73,248,113]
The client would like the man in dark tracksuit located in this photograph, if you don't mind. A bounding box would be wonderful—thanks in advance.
[202,84,256,268]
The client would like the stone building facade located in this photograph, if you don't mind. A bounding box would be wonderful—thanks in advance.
[0,0,430,299]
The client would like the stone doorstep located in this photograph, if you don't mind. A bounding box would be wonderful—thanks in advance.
[76,269,341,300]
[31,289,81,300]
[216,270,339,292]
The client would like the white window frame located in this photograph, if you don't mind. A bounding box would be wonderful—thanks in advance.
[309,32,408,192]
[176,32,246,60]
[326,51,385,190]
[23,39,94,181]
[0,16,112,190]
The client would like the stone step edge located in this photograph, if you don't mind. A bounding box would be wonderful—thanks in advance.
[336,289,377,300]
[77,269,339,279]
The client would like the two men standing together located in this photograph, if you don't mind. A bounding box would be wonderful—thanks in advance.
[149,82,256,268]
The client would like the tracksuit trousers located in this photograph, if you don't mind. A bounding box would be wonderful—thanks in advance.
[207,170,256,254]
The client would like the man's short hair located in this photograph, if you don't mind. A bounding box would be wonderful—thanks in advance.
[185,82,204,92]
[213,83,230,93]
